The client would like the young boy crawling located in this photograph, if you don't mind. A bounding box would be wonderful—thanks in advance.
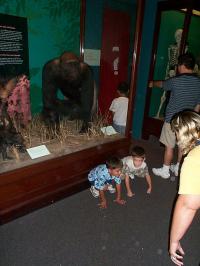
[122,146,152,197]
[88,157,126,209]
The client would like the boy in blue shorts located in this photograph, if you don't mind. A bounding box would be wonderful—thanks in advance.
[88,157,126,209]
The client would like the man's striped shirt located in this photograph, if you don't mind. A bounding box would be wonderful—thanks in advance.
[163,73,200,122]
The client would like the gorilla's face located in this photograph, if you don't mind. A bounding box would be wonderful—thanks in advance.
[60,61,82,88]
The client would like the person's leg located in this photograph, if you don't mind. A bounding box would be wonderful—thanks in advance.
[90,188,99,197]
[112,123,125,135]
[164,146,174,165]
[171,147,183,176]
[105,180,116,193]
[118,125,126,135]
[89,181,99,198]
[177,147,183,164]
[152,122,176,179]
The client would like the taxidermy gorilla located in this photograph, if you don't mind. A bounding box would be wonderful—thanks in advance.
[42,52,97,132]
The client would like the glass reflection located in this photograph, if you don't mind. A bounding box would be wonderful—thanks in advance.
[84,0,137,134]
[149,10,185,119]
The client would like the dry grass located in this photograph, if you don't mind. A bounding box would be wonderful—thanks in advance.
[14,114,110,149]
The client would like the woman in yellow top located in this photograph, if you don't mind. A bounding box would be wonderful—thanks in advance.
[169,110,200,266]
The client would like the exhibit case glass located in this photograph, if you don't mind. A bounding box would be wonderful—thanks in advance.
[0,0,144,223]
[143,0,200,139]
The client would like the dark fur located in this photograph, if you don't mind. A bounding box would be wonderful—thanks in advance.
[42,52,96,132]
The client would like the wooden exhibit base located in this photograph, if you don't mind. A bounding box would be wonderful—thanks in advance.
[0,137,130,224]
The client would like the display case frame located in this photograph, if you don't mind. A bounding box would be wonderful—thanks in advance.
[0,0,145,224]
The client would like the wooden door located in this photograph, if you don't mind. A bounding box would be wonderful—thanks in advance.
[98,8,131,117]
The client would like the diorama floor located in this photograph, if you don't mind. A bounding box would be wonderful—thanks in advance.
[0,139,199,266]
[0,133,122,174]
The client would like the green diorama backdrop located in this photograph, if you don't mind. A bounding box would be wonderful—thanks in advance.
[0,0,80,115]
[149,10,185,118]
[1,0,136,119]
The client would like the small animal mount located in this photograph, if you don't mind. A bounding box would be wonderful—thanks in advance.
[112,46,119,75]
[0,101,26,160]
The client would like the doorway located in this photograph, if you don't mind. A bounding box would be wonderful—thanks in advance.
[98,8,131,118]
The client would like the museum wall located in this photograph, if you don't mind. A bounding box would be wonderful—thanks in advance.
[85,0,136,89]
[132,0,165,139]
[0,0,161,139]
[0,0,80,115]
[132,1,200,138]
[149,10,185,118]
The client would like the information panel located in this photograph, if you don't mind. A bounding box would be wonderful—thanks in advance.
[0,13,29,76]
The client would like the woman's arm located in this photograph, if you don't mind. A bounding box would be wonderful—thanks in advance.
[169,194,200,265]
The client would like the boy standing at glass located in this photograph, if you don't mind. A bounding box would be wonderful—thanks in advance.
[109,82,129,135]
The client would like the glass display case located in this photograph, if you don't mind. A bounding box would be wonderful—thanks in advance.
[0,0,144,224]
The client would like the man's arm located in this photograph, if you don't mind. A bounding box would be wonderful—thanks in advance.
[148,80,163,88]
[194,104,200,113]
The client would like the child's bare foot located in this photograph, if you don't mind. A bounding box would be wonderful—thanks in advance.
[146,188,152,194]
[114,199,126,205]
[127,192,135,197]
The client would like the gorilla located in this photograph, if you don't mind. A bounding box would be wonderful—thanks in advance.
[42,52,97,132]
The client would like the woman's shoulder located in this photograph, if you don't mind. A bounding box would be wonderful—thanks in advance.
[184,146,200,165]
[188,146,200,156]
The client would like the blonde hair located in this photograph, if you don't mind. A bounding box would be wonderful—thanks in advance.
[171,111,200,154]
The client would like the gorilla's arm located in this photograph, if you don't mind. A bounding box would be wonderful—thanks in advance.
[42,58,62,123]
[42,59,59,109]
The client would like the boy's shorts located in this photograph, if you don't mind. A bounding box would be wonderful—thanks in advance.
[89,180,112,190]
[159,122,176,148]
